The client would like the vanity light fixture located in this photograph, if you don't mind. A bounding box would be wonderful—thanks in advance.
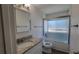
[24,3,31,10]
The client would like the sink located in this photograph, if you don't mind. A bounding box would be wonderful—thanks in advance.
[17,38,41,53]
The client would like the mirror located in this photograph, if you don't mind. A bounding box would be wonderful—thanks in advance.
[15,8,31,33]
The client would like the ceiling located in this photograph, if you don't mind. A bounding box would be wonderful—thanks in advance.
[32,4,55,9]
[32,4,71,14]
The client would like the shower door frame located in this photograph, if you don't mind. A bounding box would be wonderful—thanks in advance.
[43,15,71,52]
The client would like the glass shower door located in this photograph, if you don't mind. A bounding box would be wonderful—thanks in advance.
[44,17,70,44]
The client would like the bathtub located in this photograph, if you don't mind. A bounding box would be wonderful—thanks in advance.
[44,32,69,53]
[52,41,69,53]
[44,38,69,53]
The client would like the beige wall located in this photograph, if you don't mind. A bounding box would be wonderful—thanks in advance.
[70,5,79,53]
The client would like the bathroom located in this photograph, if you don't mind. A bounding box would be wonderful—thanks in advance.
[0,4,79,54]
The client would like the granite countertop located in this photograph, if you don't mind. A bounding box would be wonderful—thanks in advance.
[17,38,42,54]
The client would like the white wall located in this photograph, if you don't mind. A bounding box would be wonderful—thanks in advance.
[30,5,43,39]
